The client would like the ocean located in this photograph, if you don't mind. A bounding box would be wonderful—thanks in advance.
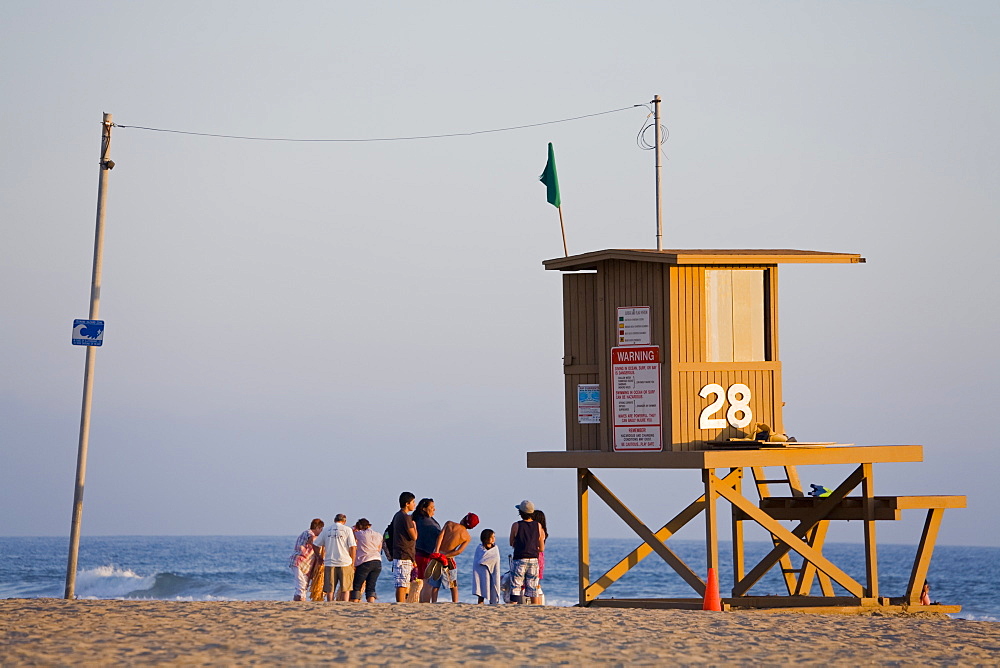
[1,536,997,620]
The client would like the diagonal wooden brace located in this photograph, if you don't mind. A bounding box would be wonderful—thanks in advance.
[727,466,868,598]
[586,468,743,599]
[794,521,832,596]
[906,508,944,604]
[585,470,707,596]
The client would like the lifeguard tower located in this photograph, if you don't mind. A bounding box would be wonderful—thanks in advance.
[528,248,965,612]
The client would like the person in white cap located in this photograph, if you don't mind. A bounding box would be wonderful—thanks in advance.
[509,499,545,604]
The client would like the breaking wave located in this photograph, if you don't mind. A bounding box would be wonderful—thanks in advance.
[75,565,236,600]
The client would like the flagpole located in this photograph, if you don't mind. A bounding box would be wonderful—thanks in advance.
[653,95,663,251]
[540,142,566,257]
[558,206,568,257]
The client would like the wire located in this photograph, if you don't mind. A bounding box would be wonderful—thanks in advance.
[636,110,669,151]
[113,104,645,143]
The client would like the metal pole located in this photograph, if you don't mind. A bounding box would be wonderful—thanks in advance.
[653,95,663,251]
[65,112,113,599]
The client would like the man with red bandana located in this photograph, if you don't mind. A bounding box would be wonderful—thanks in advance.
[429,512,479,603]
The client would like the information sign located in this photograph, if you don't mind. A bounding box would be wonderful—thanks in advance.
[577,384,601,424]
[616,306,651,345]
[611,345,662,451]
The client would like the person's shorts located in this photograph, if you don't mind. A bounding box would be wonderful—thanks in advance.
[392,559,414,588]
[323,565,354,594]
[511,558,540,598]
[428,566,456,589]
[414,552,432,579]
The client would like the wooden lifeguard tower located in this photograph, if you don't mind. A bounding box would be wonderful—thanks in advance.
[528,248,965,612]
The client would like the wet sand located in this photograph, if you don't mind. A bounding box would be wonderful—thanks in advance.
[2,599,998,666]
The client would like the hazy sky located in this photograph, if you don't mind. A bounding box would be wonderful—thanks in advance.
[2,1,998,550]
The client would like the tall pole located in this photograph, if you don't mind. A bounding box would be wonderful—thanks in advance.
[653,95,663,251]
[65,112,113,599]
[558,206,568,257]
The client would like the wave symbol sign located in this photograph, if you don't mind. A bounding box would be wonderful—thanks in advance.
[72,319,105,346]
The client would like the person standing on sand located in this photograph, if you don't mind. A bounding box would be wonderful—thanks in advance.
[412,498,441,603]
[288,518,324,601]
[428,512,478,603]
[472,528,501,605]
[391,492,418,602]
[317,514,356,601]
[509,499,545,605]
[532,508,548,603]
[350,518,382,603]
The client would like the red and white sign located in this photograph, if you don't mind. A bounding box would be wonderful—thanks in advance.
[611,345,662,451]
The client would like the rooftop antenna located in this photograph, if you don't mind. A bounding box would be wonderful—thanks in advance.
[653,95,663,251]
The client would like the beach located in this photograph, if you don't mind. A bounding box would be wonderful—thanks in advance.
[2,600,998,666]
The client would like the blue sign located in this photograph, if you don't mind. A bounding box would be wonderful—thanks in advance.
[72,319,104,346]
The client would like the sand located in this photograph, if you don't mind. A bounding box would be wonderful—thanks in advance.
[2,599,998,666]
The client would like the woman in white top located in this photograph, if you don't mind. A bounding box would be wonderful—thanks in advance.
[350,518,384,602]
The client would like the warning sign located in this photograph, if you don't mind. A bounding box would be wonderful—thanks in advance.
[611,345,662,451]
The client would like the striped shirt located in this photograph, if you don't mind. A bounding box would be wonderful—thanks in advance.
[288,529,317,571]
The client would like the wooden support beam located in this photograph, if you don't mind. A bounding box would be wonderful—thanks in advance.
[526,445,924,470]
[750,495,965,521]
[785,465,804,497]
[862,462,879,598]
[586,469,742,599]
[775,539,799,595]
[906,508,944,604]
[584,470,706,596]
[730,468,745,588]
[578,468,591,604]
[715,476,864,597]
[732,465,866,596]
[794,521,831,596]
[704,468,720,574]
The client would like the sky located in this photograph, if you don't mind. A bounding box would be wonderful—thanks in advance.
[1,1,998,551]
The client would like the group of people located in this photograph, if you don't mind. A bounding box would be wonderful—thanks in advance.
[288,514,383,603]
[288,492,547,605]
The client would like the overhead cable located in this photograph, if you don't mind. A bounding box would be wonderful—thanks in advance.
[114,104,645,143]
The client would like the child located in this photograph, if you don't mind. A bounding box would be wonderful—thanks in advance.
[920,581,931,606]
[472,529,501,604]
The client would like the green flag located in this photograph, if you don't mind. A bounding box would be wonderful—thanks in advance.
[539,142,561,208]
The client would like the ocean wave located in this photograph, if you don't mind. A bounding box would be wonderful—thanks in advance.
[74,566,236,601]
[75,565,155,598]
[125,572,235,600]
[949,613,1000,622]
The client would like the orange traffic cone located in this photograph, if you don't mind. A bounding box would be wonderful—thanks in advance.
[702,567,722,611]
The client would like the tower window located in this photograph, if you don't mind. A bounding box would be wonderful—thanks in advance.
[705,269,766,362]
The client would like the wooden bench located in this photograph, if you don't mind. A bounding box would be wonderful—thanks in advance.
[745,495,966,521]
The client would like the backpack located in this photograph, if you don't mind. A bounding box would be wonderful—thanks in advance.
[382,522,394,560]
[500,555,513,604]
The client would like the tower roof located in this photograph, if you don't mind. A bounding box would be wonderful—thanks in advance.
[543,248,865,271]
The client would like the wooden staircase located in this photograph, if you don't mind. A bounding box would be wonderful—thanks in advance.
[750,465,834,596]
